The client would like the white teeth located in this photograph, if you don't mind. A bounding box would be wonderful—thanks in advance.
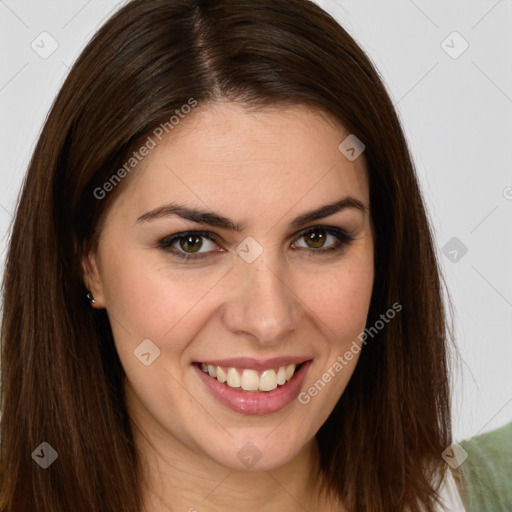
[227,367,241,388]
[276,366,287,386]
[259,369,278,391]
[285,364,296,381]
[216,366,227,383]
[241,369,260,391]
[199,362,300,391]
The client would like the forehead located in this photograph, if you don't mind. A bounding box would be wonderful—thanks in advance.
[112,102,369,220]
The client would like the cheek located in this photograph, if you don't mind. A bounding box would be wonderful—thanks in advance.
[305,258,374,344]
[100,245,228,342]
[295,260,373,430]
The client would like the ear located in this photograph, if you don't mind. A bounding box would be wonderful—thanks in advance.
[80,240,106,309]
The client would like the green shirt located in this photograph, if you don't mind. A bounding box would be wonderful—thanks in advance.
[456,422,512,512]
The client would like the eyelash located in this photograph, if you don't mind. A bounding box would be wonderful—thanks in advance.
[157,226,355,261]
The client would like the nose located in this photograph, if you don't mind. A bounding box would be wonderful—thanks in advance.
[221,253,303,346]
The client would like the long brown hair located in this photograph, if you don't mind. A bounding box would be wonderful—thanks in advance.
[1,0,453,510]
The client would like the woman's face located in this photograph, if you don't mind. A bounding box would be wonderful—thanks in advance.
[85,101,374,471]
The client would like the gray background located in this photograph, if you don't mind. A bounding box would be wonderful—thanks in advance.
[0,0,511,442]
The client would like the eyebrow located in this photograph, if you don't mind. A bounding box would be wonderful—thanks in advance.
[136,196,368,231]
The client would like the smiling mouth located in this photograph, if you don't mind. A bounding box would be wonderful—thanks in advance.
[196,362,305,392]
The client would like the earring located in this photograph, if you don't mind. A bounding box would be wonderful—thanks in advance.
[86,292,96,305]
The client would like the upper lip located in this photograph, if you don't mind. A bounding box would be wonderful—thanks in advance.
[193,356,312,371]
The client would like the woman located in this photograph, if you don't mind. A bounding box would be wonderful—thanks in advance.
[0,0,463,510]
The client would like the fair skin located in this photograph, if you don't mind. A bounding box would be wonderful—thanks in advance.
[83,101,374,512]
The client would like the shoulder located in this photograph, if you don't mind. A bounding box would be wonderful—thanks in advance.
[455,421,512,512]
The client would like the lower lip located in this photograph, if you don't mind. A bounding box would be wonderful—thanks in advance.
[194,361,312,415]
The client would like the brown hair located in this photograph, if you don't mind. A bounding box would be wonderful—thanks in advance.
[1,0,454,510]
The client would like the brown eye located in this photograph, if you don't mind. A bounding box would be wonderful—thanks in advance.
[159,226,354,262]
[292,226,354,253]
[303,229,328,249]
[158,231,220,260]
[179,235,204,253]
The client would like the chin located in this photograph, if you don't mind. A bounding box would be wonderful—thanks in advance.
[199,426,312,472]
